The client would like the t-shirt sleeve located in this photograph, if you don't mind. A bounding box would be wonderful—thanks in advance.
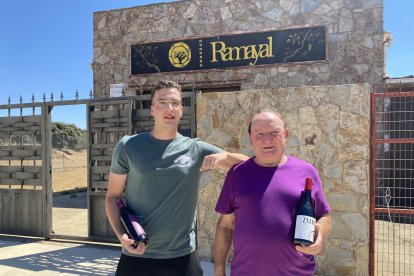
[195,140,224,157]
[215,169,235,214]
[110,137,129,175]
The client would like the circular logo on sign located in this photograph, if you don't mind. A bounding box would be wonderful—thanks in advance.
[168,42,191,68]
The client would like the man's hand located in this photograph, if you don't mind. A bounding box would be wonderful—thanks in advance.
[200,153,224,171]
[200,152,248,172]
[295,223,324,255]
[296,214,332,255]
[120,233,147,255]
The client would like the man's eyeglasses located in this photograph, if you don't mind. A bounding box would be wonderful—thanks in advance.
[155,100,182,108]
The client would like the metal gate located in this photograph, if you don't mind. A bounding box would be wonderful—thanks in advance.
[87,97,134,242]
[0,100,52,238]
[370,89,414,275]
[0,92,195,242]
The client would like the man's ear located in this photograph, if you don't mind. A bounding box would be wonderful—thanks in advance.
[150,105,154,116]
[285,128,289,139]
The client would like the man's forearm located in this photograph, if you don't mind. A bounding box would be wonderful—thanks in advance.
[219,152,249,170]
[105,172,128,241]
[316,214,332,240]
[214,225,234,275]
[105,194,126,241]
[200,152,248,172]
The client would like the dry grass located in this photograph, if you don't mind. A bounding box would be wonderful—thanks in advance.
[0,149,87,192]
[52,149,87,193]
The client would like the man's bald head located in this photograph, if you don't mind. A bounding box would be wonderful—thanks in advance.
[248,111,285,135]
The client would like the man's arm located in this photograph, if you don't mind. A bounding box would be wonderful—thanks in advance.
[295,214,332,255]
[105,172,146,254]
[214,213,235,276]
[200,152,248,171]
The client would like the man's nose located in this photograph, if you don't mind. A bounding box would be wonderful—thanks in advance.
[165,102,174,109]
[263,133,274,140]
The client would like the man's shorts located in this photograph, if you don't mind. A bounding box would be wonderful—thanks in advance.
[115,251,204,276]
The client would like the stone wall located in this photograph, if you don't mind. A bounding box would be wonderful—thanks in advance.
[92,0,383,96]
[196,83,370,275]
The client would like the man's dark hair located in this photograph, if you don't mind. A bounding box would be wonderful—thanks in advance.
[151,80,182,103]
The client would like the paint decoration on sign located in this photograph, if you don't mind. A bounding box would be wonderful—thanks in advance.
[130,26,326,75]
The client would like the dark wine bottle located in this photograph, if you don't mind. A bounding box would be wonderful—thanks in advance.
[117,198,149,247]
[293,177,316,246]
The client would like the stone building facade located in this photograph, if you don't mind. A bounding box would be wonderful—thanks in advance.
[93,0,383,94]
[93,0,383,274]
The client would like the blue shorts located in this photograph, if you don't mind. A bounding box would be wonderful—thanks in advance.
[115,251,203,276]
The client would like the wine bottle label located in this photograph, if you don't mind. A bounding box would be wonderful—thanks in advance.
[294,215,316,242]
[128,214,146,235]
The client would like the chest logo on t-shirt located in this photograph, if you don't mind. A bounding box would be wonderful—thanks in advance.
[174,155,194,167]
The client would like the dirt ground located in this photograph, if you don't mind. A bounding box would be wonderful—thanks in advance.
[52,149,87,192]
[375,219,414,275]
[52,191,88,237]
[51,149,88,237]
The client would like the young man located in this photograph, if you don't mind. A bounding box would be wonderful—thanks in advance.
[105,80,247,276]
[214,111,332,276]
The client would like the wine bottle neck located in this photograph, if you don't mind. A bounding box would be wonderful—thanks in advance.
[304,189,312,200]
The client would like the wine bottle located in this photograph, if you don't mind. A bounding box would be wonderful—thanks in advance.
[293,177,316,246]
[116,198,149,247]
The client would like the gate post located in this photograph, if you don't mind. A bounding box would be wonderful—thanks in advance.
[41,103,53,239]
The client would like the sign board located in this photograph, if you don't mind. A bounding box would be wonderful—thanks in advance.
[131,26,326,75]
[110,84,125,97]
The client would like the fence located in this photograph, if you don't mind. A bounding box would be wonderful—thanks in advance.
[370,88,414,275]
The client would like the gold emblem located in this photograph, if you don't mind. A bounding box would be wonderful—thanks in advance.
[168,42,191,68]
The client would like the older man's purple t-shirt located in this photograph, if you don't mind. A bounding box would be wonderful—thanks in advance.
[215,156,331,276]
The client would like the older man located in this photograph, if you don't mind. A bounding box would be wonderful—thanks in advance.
[214,111,332,276]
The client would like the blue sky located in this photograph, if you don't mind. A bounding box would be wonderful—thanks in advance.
[0,0,412,130]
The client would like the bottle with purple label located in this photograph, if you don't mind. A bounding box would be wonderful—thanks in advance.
[117,198,149,247]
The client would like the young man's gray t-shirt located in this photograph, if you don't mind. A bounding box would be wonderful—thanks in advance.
[110,132,223,259]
